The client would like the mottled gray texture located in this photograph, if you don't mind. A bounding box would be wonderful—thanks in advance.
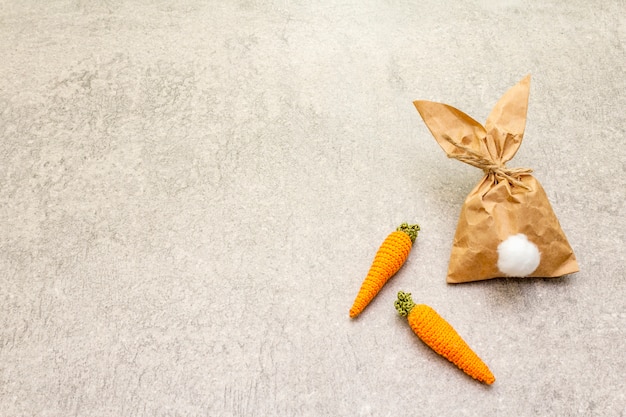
[1,1,624,416]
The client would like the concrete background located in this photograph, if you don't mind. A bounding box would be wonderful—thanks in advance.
[1,1,624,416]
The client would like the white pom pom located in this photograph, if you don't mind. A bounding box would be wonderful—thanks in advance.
[497,234,540,277]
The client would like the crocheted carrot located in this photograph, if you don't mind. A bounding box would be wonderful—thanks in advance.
[349,223,420,318]
[395,291,495,384]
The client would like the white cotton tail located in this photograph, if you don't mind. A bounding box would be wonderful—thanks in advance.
[497,234,541,277]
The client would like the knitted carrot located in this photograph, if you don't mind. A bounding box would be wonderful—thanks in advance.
[349,223,420,318]
[395,291,495,384]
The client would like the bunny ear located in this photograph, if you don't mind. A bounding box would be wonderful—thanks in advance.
[414,100,488,160]
[485,75,531,163]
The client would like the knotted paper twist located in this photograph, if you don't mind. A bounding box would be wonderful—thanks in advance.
[442,134,533,190]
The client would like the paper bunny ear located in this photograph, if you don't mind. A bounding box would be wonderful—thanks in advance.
[414,75,532,167]
[413,100,489,162]
[485,75,531,164]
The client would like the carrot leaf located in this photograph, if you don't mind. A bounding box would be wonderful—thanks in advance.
[397,223,420,243]
[394,291,416,317]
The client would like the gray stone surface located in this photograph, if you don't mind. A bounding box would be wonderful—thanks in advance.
[1,1,624,416]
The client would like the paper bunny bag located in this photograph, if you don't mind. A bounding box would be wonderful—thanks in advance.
[414,75,579,283]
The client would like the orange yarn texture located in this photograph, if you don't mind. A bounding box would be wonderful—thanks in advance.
[408,304,495,384]
[349,231,413,318]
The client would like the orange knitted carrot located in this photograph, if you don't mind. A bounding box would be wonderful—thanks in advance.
[395,291,495,384]
[349,223,420,318]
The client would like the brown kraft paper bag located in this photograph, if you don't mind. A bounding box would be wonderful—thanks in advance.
[414,75,579,283]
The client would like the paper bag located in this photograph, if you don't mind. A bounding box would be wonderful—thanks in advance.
[414,75,579,283]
